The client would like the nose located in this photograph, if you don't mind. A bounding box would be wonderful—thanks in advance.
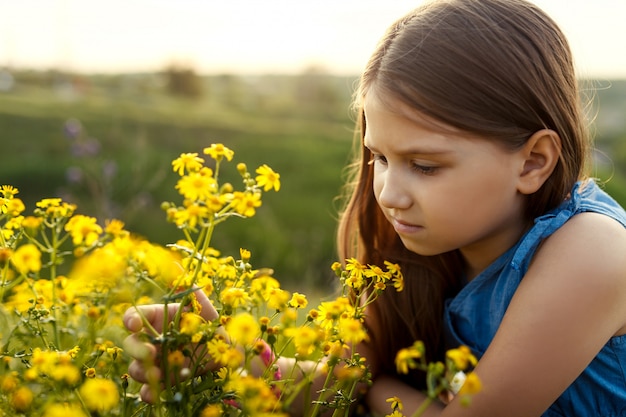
[375,169,412,210]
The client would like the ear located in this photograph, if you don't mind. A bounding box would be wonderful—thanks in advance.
[517,129,562,195]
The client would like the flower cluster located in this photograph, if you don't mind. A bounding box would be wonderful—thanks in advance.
[389,343,482,416]
[0,144,479,417]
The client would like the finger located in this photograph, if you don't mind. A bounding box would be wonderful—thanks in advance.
[136,365,165,404]
[140,383,160,404]
[194,286,218,321]
[128,359,161,384]
[123,334,157,361]
[123,303,181,333]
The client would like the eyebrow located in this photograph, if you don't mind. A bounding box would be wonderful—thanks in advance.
[363,140,454,156]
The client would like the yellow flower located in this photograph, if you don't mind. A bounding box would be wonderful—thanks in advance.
[226,313,260,346]
[393,274,405,292]
[30,348,59,374]
[85,367,97,378]
[386,396,403,411]
[446,345,478,371]
[266,287,290,311]
[240,248,251,262]
[78,378,119,413]
[0,185,19,198]
[4,197,25,216]
[65,214,103,246]
[106,346,123,360]
[207,338,244,368]
[365,264,391,282]
[322,340,347,358]
[203,143,234,162]
[288,292,308,309]
[232,191,262,217]
[249,276,281,300]
[10,386,33,412]
[168,350,186,368]
[345,270,365,289]
[180,312,205,335]
[224,375,280,413]
[345,258,366,275]
[0,247,13,264]
[11,243,42,274]
[220,287,251,309]
[43,403,88,417]
[344,258,366,288]
[315,298,353,329]
[338,317,369,344]
[284,326,321,358]
[216,260,238,280]
[0,373,18,392]
[67,345,80,358]
[458,371,482,396]
[200,404,224,417]
[36,198,76,218]
[36,197,62,208]
[67,244,128,292]
[335,362,366,381]
[172,152,205,175]
[21,215,43,231]
[50,363,81,385]
[215,366,230,382]
[395,346,421,375]
[174,201,209,229]
[176,172,218,202]
[255,164,281,192]
[104,218,127,237]
[384,260,401,275]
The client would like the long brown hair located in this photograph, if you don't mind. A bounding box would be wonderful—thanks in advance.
[336,0,591,388]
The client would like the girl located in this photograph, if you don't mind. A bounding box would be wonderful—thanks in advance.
[125,0,626,415]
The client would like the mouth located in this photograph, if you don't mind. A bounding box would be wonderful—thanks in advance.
[390,217,424,234]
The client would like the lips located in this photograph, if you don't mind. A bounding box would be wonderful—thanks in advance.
[390,217,423,234]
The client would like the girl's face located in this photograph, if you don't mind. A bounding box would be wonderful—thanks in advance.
[364,91,530,278]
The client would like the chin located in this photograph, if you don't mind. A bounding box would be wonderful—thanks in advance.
[400,239,442,257]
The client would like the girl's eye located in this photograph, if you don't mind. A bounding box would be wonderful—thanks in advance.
[411,163,438,175]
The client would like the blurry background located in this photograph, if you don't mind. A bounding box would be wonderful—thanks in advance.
[1,0,625,293]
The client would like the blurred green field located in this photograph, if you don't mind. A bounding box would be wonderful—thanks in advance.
[1,70,625,293]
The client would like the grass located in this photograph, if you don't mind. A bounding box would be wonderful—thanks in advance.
[2,71,625,293]
[0,73,358,293]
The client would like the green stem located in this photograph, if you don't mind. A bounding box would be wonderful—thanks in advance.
[0,263,10,302]
[412,396,434,417]
[309,362,337,417]
[49,223,60,348]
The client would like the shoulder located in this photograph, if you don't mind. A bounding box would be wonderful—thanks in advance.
[536,210,626,278]
[526,210,626,333]
[461,211,626,415]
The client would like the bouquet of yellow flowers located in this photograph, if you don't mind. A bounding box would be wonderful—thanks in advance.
[0,144,479,417]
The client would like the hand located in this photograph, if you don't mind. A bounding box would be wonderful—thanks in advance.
[122,287,218,403]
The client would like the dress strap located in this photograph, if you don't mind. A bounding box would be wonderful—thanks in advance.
[509,182,582,273]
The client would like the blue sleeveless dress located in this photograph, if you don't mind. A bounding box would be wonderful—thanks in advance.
[443,180,626,416]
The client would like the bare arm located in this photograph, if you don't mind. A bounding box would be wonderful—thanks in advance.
[366,212,626,417]
[441,213,626,416]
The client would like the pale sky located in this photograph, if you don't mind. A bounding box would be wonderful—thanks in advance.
[1,0,626,79]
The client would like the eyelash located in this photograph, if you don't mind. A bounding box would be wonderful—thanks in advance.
[368,154,438,176]
[412,164,437,175]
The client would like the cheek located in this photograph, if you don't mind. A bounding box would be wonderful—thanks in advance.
[371,172,384,202]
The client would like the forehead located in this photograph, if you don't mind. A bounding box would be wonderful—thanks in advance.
[363,95,457,155]
[363,89,461,137]
[362,89,506,156]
